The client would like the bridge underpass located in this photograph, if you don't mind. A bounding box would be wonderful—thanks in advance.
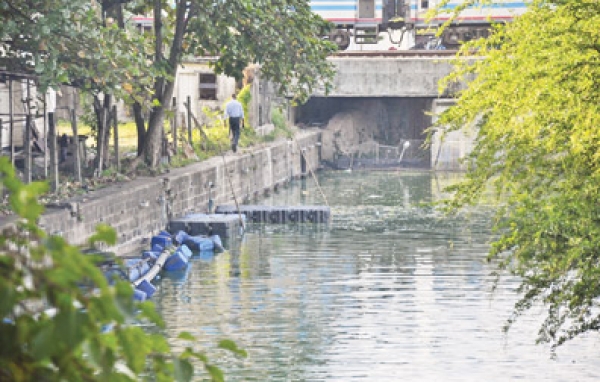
[292,51,473,170]
[295,97,434,168]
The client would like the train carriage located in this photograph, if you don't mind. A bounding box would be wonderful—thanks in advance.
[310,0,529,50]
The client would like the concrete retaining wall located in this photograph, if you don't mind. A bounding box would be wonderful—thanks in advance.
[38,130,321,253]
[316,56,458,98]
[430,98,475,171]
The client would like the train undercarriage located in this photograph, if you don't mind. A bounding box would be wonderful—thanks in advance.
[319,0,520,51]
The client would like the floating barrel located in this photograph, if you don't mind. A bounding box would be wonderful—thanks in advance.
[136,280,157,299]
[163,251,186,272]
[174,230,219,252]
[133,289,147,301]
[103,267,125,285]
[142,250,160,261]
[211,235,224,253]
[126,258,151,282]
[178,244,193,259]
[151,234,172,250]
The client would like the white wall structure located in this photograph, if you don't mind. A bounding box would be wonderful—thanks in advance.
[430,98,476,171]
[175,58,237,127]
[0,76,54,150]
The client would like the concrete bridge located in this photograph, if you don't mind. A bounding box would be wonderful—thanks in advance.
[315,50,460,98]
[294,50,474,170]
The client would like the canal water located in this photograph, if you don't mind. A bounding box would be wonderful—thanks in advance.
[152,170,599,381]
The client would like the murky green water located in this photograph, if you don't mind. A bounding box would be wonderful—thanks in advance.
[153,170,599,381]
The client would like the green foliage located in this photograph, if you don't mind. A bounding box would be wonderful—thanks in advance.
[188,89,262,157]
[182,0,337,104]
[271,109,290,133]
[271,107,287,131]
[237,84,252,127]
[2,0,335,168]
[433,0,600,348]
[0,0,158,101]
[198,105,237,155]
[0,157,243,380]
[263,107,293,142]
[128,0,336,167]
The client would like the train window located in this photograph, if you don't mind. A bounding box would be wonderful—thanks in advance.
[421,1,429,9]
[199,73,217,100]
[131,17,153,33]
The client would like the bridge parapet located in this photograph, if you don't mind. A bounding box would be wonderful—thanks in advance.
[315,51,470,98]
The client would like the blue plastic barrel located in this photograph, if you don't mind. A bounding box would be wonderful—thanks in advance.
[184,236,214,252]
[139,261,150,276]
[142,250,160,261]
[124,258,141,267]
[163,250,189,271]
[178,244,193,259]
[128,266,140,282]
[126,258,151,282]
[211,235,224,252]
[136,280,157,299]
[174,230,189,245]
[151,235,172,250]
[133,289,147,301]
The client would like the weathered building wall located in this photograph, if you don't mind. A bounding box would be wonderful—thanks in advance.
[38,131,321,253]
[54,58,238,126]
[0,78,51,148]
[175,59,238,127]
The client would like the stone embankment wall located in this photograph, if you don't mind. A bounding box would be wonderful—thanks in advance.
[38,130,321,254]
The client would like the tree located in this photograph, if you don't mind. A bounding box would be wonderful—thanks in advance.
[0,156,246,380]
[0,0,160,173]
[129,0,337,168]
[433,0,600,349]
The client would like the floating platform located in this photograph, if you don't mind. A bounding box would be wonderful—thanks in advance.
[167,213,245,238]
[214,205,331,224]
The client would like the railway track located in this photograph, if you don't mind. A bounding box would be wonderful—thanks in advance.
[331,49,460,58]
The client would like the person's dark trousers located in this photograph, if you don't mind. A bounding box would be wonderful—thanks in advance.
[229,117,241,152]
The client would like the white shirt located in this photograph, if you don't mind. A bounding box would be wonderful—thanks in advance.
[225,99,244,119]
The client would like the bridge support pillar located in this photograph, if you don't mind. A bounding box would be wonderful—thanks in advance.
[430,98,476,171]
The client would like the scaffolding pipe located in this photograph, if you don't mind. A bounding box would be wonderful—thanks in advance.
[48,112,59,191]
[43,95,48,177]
[9,79,14,165]
[71,109,82,182]
[171,97,177,153]
[24,80,32,183]
[112,105,119,172]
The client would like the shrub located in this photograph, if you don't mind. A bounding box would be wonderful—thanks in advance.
[0,157,243,381]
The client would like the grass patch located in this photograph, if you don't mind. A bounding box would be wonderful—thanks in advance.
[54,86,293,174]
[57,120,138,152]
[260,107,294,142]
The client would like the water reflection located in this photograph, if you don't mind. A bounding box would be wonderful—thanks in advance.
[153,170,600,381]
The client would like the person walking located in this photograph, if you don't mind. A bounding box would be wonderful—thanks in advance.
[224,93,244,153]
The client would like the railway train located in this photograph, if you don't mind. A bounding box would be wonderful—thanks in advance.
[310,0,529,50]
